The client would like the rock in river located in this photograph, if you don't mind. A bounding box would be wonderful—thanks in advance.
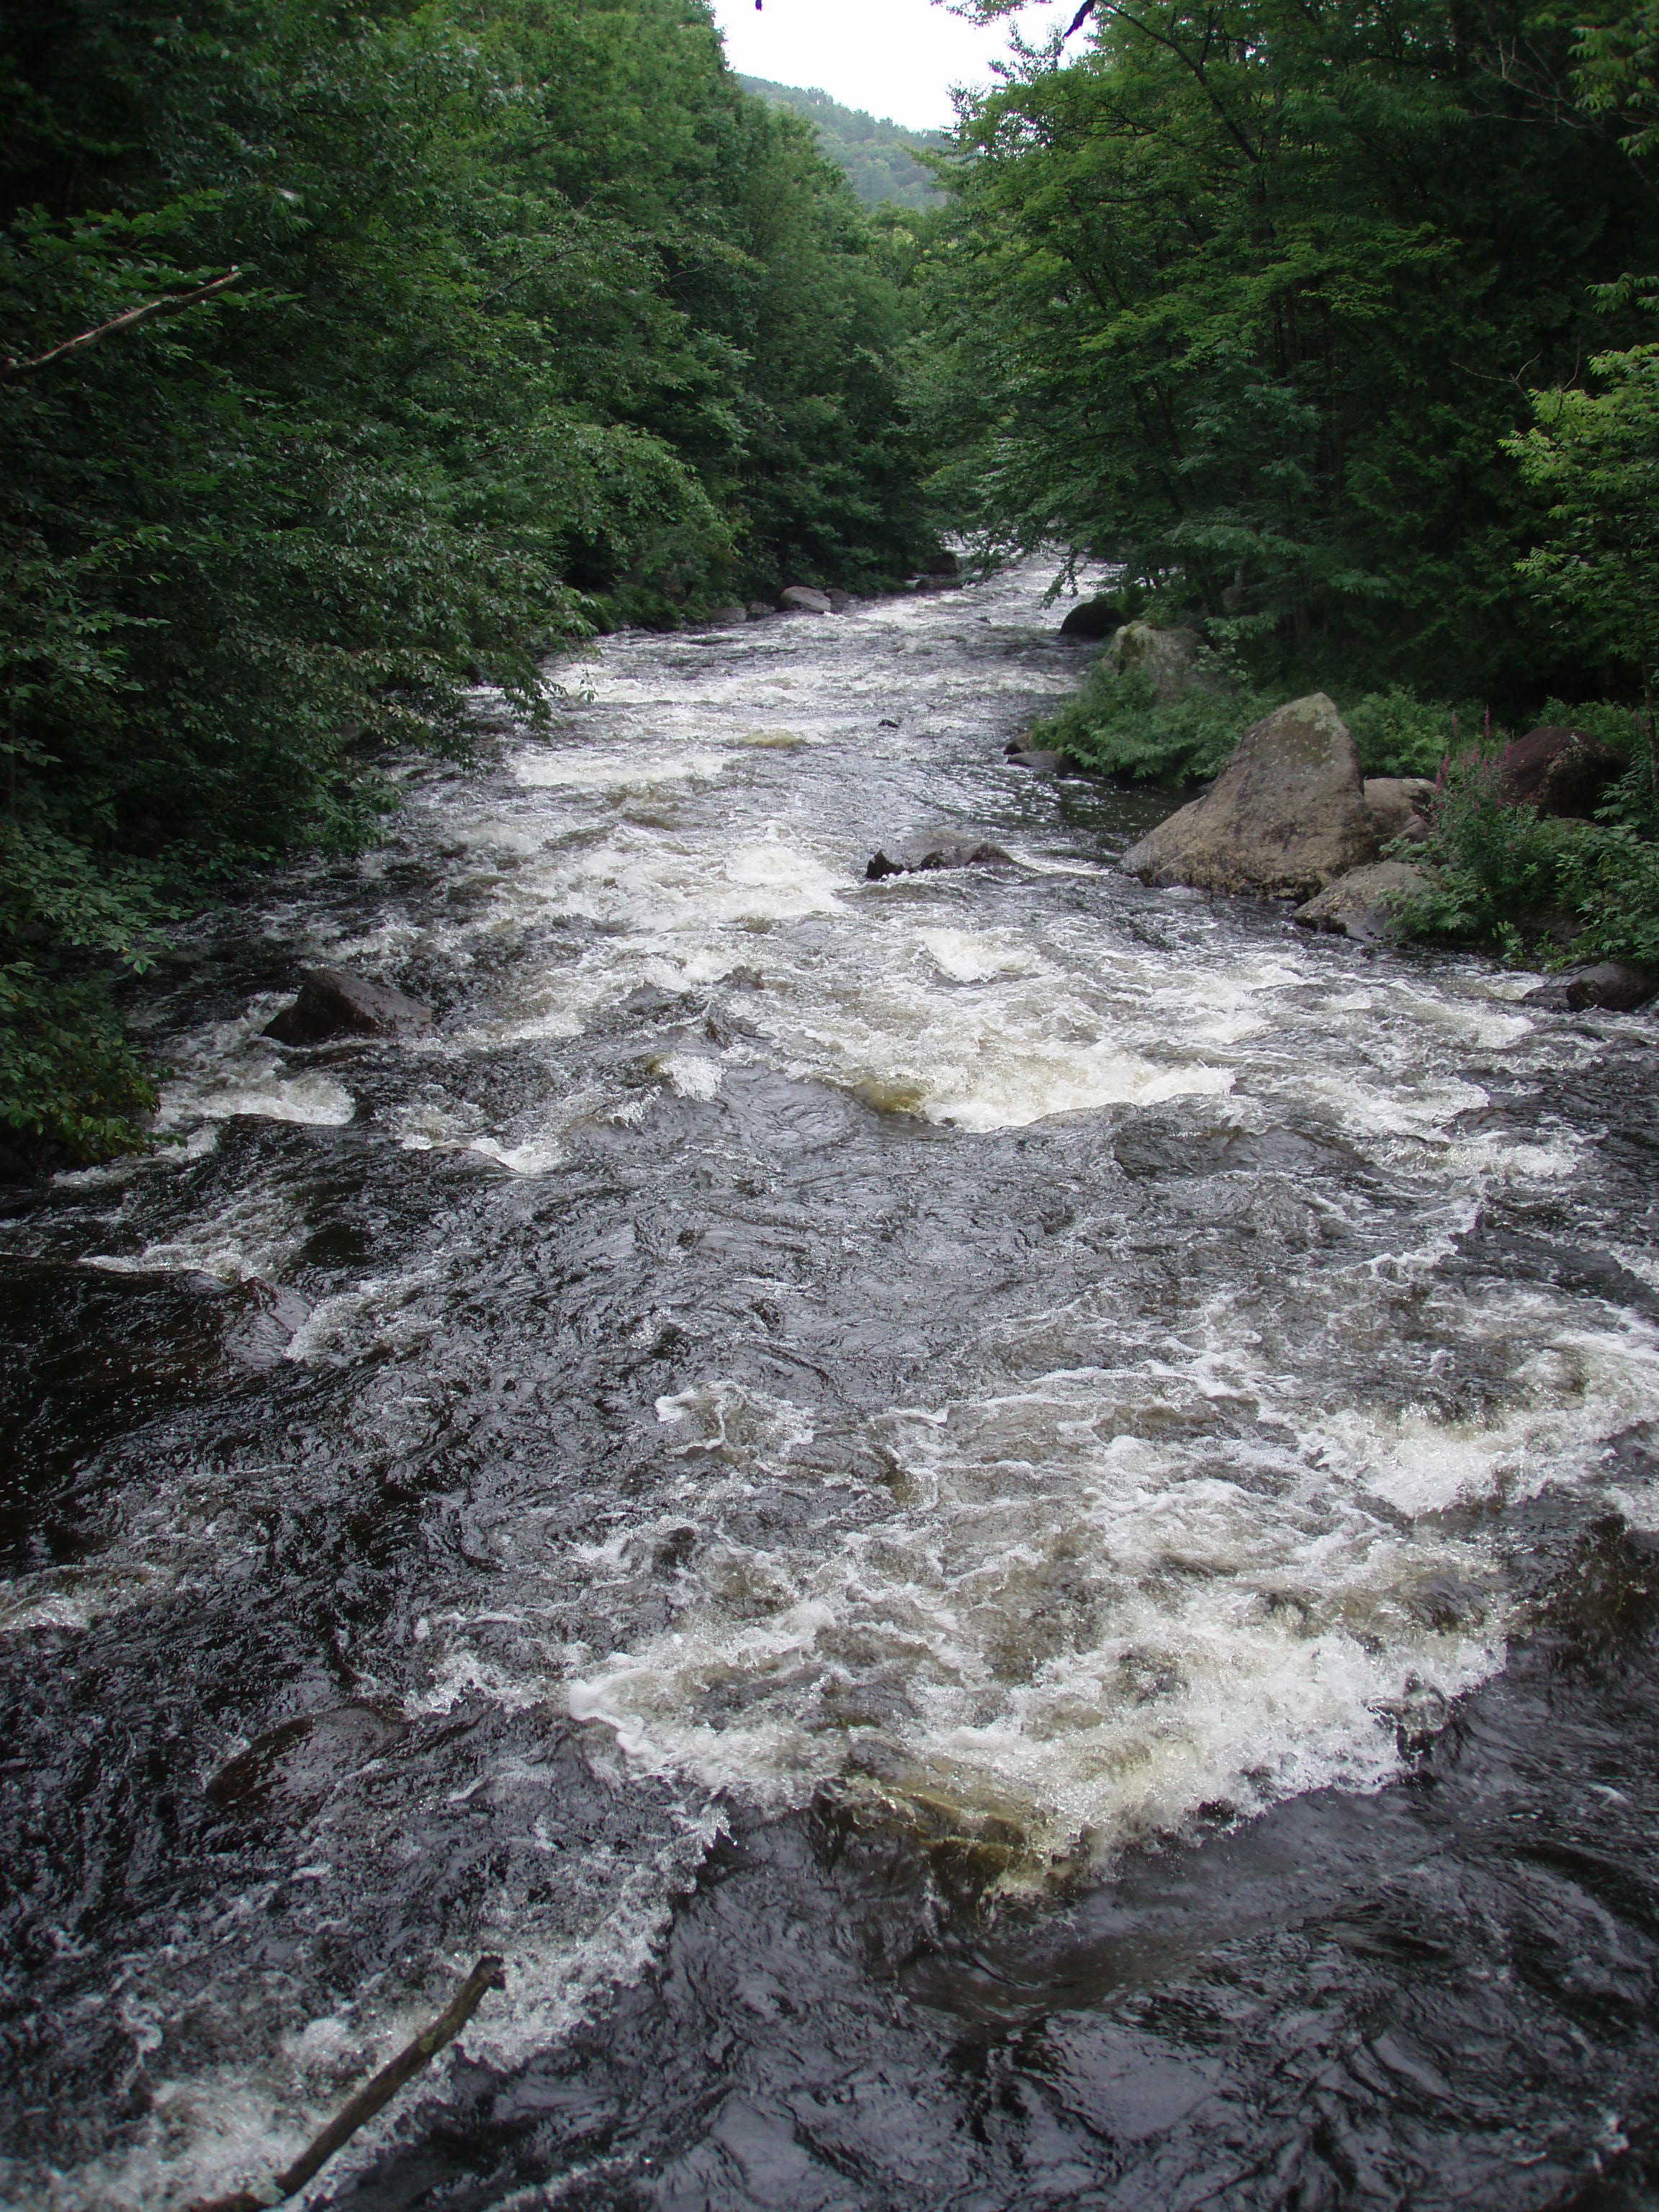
[1058,595,1123,641]
[866,837,1015,881]
[1006,744,1069,775]
[778,585,833,615]
[264,965,432,1045]
[1294,860,1431,943]
[1121,693,1378,899]
[1566,961,1658,1012]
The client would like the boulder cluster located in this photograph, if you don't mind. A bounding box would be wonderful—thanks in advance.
[1097,657,1652,1012]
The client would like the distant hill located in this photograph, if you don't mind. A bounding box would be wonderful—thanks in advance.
[739,78,946,210]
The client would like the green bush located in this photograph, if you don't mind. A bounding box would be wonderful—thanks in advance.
[1390,745,1659,971]
[1558,827,1659,967]
[0,963,158,1163]
[1035,662,1467,786]
[1033,666,1272,785]
[1341,689,1458,778]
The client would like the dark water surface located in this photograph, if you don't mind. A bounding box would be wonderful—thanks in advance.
[3,570,1659,2210]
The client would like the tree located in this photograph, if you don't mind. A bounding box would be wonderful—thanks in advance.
[921,0,1659,697]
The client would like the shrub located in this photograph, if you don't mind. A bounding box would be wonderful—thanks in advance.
[1035,660,1468,786]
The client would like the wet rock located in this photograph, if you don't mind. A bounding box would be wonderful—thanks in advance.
[1364,776,1434,843]
[1006,747,1069,775]
[206,1703,409,1815]
[1564,961,1658,1012]
[1059,595,1123,642]
[923,550,963,579]
[1122,693,1377,899]
[699,606,749,629]
[778,585,832,616]
[866,837,1015,881]
[1501,725,1622,818]
[624,984,701,1020]
[1107,621,1223,704]
[825,589,857,613]
[1293,860,1431,943]
[725,965,766,989]
[264,965,431,1045]
[745,600,774,620]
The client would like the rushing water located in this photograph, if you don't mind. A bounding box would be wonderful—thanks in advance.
[4,567,1659,2211]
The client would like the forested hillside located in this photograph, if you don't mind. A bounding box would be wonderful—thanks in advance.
[739,78,945,209]
[0,0,937,1159]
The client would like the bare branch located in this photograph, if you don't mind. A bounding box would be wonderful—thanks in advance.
[0,267,242,382]
[186,1954,505,2212]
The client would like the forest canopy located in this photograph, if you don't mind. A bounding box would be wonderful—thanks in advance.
[0,0,943,1159]
[922,0,1659,705]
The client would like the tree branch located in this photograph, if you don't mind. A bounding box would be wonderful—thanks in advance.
[186,1954,505,2212]
[0,267,242,382]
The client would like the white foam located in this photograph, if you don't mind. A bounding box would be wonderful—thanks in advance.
[565,1367,1516,1866]
[917,927,1045,984]
[513,746,729,790]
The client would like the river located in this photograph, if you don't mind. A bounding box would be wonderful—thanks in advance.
[3,563,1659,2210]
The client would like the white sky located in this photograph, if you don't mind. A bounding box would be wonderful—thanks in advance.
[706,0,1077,132]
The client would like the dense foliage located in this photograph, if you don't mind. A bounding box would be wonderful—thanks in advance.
[0,0,938,1160]
[925,0,1659,703]
[740,77,945,210]
[1035,665,1456,785]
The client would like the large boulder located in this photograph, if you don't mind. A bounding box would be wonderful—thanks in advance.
[1058,595,1123,642]
[1501,725,1621,817]
[1293,860,1431,943]
[265,966,432,1046]
[923,549,963,579]
[1121,693,1378,899]
[1364,776,1434,844]
[778,585,832,615]
[1107,621,1222,703]
[866,836,1014,881]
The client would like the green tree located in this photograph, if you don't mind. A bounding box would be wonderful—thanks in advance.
[0,0,937,1161]
[922,0,1659,697]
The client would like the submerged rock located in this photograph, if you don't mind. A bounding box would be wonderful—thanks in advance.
[866,837,1015,881]
[264,965,432,1045]
[1107,621,1223,704]
[1501,725,1621,818]
[1294,860,1431,943]
[206,1703,409,1815]
[1122,693,1377,899]
[778,585,833,616]
[1364,776,1435,843]
[1006,747,1069,775]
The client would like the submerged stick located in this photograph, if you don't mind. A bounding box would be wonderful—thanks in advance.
[189,1954,505,2212]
